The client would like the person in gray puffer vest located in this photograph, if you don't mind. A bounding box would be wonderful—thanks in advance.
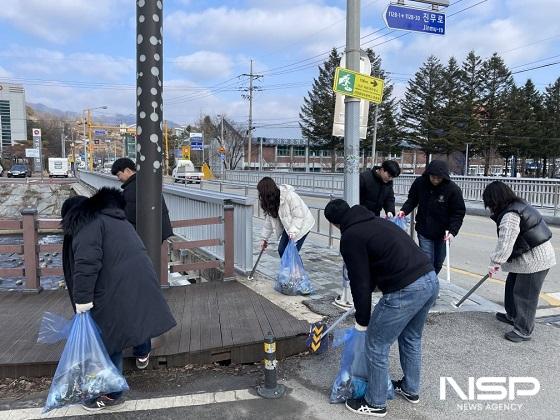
[483,181,556,343]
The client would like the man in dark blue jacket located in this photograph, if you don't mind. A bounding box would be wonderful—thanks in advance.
[325,199,438,417]
[398,160,466,275]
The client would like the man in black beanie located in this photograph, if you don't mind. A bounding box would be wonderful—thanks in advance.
[324,199,438,417]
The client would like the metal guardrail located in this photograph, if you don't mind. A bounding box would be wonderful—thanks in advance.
[223,170,560,214]
[77,171,255,274]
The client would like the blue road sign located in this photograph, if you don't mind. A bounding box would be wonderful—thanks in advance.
[94,129,107,136]
[384,4,445,35]
[191,141,203,151]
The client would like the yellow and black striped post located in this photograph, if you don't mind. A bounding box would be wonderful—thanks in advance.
[307,321,328,354]
[257,332,286,399]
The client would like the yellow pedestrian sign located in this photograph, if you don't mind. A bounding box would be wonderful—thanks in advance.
[333,67,384,104]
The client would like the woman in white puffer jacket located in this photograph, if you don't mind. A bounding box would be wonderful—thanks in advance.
[258,177,315,257]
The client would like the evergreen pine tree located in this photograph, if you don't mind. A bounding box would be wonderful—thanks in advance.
[459,51,484,173]
[440,57,464,159]
[299,48,341,169]
[400,55,445,161]
[479,53,514,175]
[543,78,560,177]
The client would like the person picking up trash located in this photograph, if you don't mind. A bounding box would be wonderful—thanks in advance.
[398,160,466,275]
[324,199,438,417]
[257,176,315,257]
[359,160,400,218]
[61,188,176,411]
[483,181,556,343]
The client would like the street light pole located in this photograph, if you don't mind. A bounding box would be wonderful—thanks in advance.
[343,0,361,206]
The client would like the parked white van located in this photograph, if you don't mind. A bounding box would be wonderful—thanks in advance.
[48,158,69,178]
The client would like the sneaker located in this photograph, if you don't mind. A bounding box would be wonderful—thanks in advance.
[82,395,125,412]
[136,352,151,369]
[392,379,420,404]
[505,330,531,343]
[345,398,387,417]
[496,312,514,326]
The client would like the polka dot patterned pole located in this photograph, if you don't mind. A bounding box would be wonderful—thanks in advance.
[136,0,163,275]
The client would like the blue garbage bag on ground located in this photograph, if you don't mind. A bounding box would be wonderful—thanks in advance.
[275,240,314,296]
[390,216,409,231]
[330,328,368,403]
[38,312,72,344]
[330,327,395,404]
[43,312,129,413]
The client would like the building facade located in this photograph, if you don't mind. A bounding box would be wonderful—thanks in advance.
[0,83,27,154]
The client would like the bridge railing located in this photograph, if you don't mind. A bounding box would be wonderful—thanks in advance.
[223,170,560,214]
[78,171,254,274]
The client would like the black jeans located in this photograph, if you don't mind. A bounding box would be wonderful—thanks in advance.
[133,339,151,358]
[277,230,308,258]
[504,269,549,337]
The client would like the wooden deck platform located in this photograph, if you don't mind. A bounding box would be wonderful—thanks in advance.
[0,281,310,377]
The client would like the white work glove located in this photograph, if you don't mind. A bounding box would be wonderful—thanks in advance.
[386,212,394,219]
[444,232,454,242]
[75,302,93,314]
[260,240,268,250]
[288,232,296,240]
[488,265,500,278]
[396,211,406,218]
[354,321,368,332]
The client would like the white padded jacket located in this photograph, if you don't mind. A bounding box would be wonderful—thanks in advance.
[260,184,315,242]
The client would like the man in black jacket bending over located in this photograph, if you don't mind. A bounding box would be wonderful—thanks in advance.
[359,160,400,217]
[111,157,174,370]
[398,160,466,275]
[325,199,438,417]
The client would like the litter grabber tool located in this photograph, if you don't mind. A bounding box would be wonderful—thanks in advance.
[307,306,355,354]
[454,274,490,308]
[445,230,451,283]
[248,246,265,280]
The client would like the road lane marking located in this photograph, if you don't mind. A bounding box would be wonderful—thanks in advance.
[2,388,260,419]
[450,266,560,307]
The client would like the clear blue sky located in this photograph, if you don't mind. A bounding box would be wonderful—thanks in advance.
[0,0,558,138]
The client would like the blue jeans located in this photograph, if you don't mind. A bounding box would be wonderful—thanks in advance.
[365,271,439,408]
[277,230,308,257]
[418,234,446,274]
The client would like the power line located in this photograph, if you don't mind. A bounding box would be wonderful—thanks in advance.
[512,61,560,75]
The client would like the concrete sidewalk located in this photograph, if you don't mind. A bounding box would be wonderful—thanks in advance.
[249,217,503,321]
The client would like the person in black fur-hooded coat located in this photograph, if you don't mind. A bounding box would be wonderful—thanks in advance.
[61,187,176,360]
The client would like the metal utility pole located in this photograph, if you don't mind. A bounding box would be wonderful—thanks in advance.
[464,143,469,175]
[242,60,262,170]
[83,112,87,168]
[343,0,361,206]
[371,105,379,168]
[60,123,66,158]
[137,0,163,277]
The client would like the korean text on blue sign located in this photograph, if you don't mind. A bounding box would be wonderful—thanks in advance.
[384,4,445,36]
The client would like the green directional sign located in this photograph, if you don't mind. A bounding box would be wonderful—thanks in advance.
[333,67,384,104]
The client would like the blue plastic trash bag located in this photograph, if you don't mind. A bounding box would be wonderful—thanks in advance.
[330,328,368,403]
[43,312,129,413]
[330,328,395,404]
[275,240,314,296]
[390,216,409,231]
[38,312,72,344]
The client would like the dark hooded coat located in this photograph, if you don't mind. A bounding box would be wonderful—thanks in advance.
[61,188,176,355]
[401,160,466,240]
[338,205,433,327]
